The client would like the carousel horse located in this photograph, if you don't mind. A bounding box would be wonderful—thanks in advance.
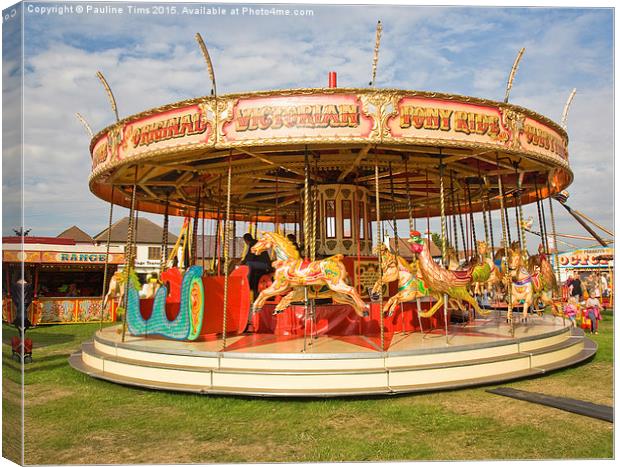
[274,284,361,313]
[250,231,369,317]
[528,243,558,294]
[446,246,475,271]
[103,270,125,310]
[528,243,561,315]
[471,240,502,296]
[371,243,426,317]
[407,231,489,318]
[506,246,559,323]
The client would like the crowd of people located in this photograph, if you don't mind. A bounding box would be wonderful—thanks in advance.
[564,270,608,335]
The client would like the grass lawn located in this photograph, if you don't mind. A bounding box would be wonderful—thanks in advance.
[2,311,614,464]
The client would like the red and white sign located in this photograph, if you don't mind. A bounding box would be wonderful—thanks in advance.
[222,94,374,142]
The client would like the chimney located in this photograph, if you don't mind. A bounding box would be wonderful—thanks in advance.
[328,71,337,88]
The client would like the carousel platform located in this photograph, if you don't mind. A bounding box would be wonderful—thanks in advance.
[69,314,596,397]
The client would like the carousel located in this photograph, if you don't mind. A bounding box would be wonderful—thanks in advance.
[69,29,597,396]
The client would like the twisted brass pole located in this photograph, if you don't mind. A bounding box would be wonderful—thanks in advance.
[438,160,447,267]
[160,194,170,275]
[303,147,310,352]
[374,151,384,352]
[497,172,513,333]
[99,186,115,330]
[516,173,527,256]
[121,168,138,342]
[547,178,561,295]
[438,159,450,343]
[311,156,317,262]
[221,154,232,350]
[404,156,414,233]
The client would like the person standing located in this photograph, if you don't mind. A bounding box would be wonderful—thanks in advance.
[600,273,609,298]
[11,276,33,332]
[569,271,583,302]
[585,292,602,334]
[592,272,602,300]
[240,233,273,297]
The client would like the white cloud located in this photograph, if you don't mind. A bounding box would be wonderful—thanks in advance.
[2,4,612,251]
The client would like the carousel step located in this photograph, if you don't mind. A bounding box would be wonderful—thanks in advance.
[69,353,211,393]
[83,341,219,373]
[388,367,543,394]
[530,338,597,373]
[520,335,583,357]
[68,349,555,397]
[70,352,391,396]
[84,334,581,376]
[71,329,593,397]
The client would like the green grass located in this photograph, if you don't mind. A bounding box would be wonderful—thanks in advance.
[2,313,614,464]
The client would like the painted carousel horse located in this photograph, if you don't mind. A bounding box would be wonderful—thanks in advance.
[250,231,369,317]
[446,246,475,271]
[407,231,489,318]
[371,243,427,317]
[103,270,125,310]
[528,243,558,294]
[471,240,502,296]
[506,246,558,323]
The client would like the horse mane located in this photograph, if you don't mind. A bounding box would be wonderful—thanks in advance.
[265,231,301,260]
[397,255,416,273]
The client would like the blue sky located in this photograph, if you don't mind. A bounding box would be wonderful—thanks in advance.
[1,1,615,251]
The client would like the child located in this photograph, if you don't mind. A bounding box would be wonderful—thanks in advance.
[563,297,578,327]
[585,292,602,335]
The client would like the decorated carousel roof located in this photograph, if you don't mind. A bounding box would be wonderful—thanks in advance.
[88,87,572,221]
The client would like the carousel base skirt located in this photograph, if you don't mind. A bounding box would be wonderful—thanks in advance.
[69,314,596,397]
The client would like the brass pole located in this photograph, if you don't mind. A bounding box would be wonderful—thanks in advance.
[99,186,115,330]
[561,88,577,130]
[374,150,384,351]
[497,168,513,334]
[221,153,232,350]
[303,147,310,352]
[121,168,138,342]
[192,191,201,265]
[75,112,94,138]
[504,47,525,103]
[96,71,120,122]
[160,193,170,274]
[369,20,382,86]
[404,156,414,233]
[438,157,449,344]
[547,178,562,295]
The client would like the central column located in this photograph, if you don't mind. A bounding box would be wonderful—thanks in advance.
[315,184,372,257]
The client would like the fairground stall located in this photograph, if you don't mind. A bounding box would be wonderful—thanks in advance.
[557,247,613,306]
[2,236,124,325]
[70,31,596,397]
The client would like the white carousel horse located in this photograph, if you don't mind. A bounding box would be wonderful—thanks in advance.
[250,231,369,317]
[103,270,125,310]
[506,246,558,323]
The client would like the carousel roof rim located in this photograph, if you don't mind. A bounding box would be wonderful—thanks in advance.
[89,86,568,153]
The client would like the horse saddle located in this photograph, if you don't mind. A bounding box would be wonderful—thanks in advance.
[451,266,473,284]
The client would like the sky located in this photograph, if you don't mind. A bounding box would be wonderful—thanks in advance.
[1,1,615,253]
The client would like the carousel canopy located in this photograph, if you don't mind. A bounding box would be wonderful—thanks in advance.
[89,88,571,222]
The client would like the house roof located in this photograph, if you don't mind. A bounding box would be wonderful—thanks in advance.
[93,217,178,245]
[3,236,75,245]
[57,226,94,243]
